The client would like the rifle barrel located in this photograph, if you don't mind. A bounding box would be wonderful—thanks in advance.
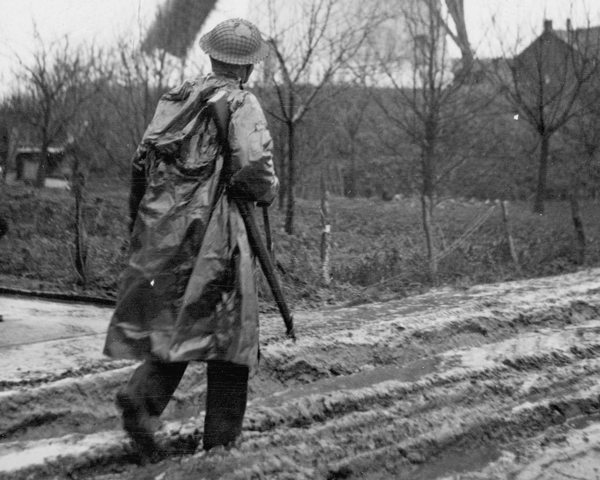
[236,201,296,340]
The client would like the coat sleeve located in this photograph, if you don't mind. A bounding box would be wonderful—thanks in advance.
[227,91,279,205]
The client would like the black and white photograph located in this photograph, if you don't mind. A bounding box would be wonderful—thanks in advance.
[1,0,600,478]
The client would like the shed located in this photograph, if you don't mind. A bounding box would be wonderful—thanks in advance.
[15,147,71,182]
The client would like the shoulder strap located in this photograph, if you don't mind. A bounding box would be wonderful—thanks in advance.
[205,90,232,219]
[207,90,231,147]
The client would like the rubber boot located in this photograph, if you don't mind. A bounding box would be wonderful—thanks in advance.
[117,360,188,454]
[203,361,249,450]
[116,390,159,455]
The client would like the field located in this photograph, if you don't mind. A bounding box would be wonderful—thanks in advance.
[1,183,600,479]
[1,182,598,306]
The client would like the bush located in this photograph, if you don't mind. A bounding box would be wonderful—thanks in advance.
[1,183,598,309]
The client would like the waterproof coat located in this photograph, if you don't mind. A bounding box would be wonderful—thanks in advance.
[103,73,279,373]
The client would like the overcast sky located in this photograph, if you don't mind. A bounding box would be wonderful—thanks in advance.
[466,0,600,56]
[0,0,599,92]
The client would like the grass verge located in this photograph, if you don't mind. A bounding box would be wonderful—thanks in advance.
[1,182,598,310]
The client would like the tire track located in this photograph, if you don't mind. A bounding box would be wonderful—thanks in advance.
[2,269,600,479]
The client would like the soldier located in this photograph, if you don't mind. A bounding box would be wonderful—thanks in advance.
[103,18,278,454]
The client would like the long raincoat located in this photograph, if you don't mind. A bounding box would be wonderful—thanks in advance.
[103,73,279,373]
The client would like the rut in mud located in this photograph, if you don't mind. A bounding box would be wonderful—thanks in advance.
[2,269,600,479]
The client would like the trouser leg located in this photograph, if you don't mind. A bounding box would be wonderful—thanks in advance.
[203,360,249,450]
[123,360,188,417]
[116,360,188,453]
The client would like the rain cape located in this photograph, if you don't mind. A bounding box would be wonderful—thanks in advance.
[103,73,279,373]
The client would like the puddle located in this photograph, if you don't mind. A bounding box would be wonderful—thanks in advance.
[565,412,600,430]
[253,356,441,408]
[395,444,502,480]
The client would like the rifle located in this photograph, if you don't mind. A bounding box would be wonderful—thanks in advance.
[207,90,296,341]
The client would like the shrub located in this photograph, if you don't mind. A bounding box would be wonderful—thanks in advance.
[1,184,598,309]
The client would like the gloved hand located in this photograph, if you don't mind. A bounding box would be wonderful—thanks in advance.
[228,178,277,207]
[257,198,275,208]
[227,180,254,201]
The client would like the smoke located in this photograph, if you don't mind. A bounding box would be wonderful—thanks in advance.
[142,0,219,58]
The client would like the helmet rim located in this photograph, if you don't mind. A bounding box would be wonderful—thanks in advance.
[199,18,271,65]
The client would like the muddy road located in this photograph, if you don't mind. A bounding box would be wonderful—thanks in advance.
[2,269,600,479]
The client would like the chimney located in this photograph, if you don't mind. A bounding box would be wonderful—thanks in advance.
[544,19,553,32]
[566,18,572,31]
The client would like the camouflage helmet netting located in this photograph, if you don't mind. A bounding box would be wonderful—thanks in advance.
[199,18,270,65]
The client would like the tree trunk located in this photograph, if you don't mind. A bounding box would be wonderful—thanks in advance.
[35,107,53,188]
[501,200,519,266]
[421,194,437,284]
[72,153,88,286]
[320,173,331,285]
[427,0,473,76]
[422,116,437,202]
[0,122,8,183]
[277,150,287,210]
[444,0,473,72]
[420,116,438,283]
[284,120,296,234]
[533,131,551,214]
[347,143,357,198]
[569,193,586,265]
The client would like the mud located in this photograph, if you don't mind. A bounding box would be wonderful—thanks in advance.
[2,269,600,479]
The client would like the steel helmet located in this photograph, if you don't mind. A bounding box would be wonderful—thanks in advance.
[199,18,270,65]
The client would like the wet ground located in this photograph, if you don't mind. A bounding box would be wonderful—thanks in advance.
[2,268,600,479]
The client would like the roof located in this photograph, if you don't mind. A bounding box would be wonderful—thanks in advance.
[552,25,600,57]
[16,147,65,154]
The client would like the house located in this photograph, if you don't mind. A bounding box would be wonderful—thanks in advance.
[511,19,600,96]
[501,19,600,211]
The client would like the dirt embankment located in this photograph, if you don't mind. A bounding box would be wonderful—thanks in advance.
[2,269,600,479]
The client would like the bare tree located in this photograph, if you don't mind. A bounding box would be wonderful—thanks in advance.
[429,0,474,75]
[489,19,600,214]
[563,52,600,200]
[11,31,105,188]
[88,35,178,178]
[255,0,385,234]
[65,121,90,285]
[562,43,600,264]
[333,77,373,198]
[370,0,493,282]
[7,32,110,283]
